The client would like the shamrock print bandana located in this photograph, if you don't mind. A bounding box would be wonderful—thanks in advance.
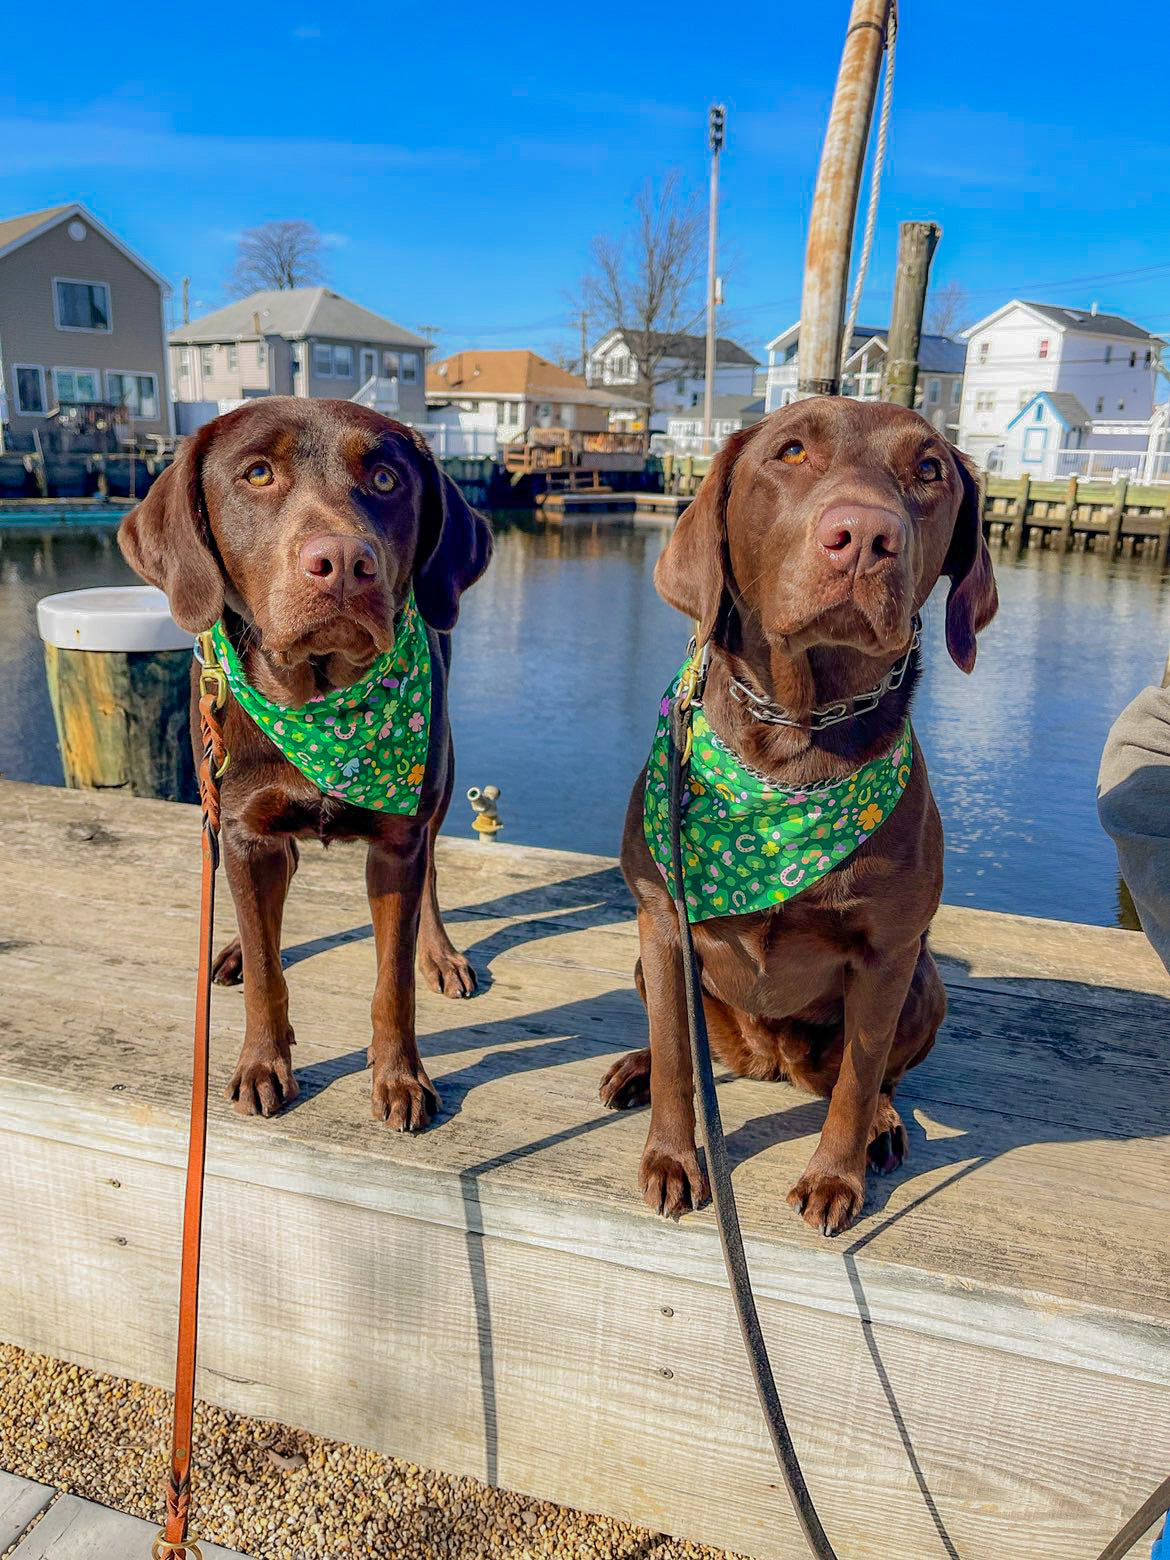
[644,668,913,922]
[209,593,432,815]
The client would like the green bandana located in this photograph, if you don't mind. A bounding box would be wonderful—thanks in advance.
[644,669,913,922]
[209,593,432,815]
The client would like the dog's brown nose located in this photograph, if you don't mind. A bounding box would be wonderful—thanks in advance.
[815,504,905,575]
[299,533,380,595]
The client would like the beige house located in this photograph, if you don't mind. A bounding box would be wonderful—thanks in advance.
[170,288,428,430]
[0,202,171,442]
[426,349,631,435]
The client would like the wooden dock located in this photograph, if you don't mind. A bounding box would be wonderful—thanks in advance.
[982,475,1170,564]
[2,778,1169,1560]
[536,492,690,522]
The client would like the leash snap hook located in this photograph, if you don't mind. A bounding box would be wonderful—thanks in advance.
[196,632,228,711]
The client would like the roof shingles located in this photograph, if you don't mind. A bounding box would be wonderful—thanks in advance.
[170,288,426,348]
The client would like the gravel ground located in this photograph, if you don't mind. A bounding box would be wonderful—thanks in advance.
[0,1344,738,1560]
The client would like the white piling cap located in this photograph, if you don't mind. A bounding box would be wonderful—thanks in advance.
[36,587,194,653]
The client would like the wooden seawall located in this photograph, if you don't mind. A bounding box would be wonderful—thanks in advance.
[1,779,1168,1559]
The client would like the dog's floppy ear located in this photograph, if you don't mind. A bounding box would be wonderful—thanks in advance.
[408,431,493,630]
[118,432,224,633]
[942,446,998,674]
[654,426,753,644]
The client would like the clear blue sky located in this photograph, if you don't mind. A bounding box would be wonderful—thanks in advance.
[3,1,1169,366]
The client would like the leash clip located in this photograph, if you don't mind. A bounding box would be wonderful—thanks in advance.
[195,632,228,711]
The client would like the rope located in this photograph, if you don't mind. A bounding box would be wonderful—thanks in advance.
[840,0,897,377]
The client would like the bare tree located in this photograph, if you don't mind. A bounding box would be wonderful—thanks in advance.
[925,279,970,339]
[581,172,705,432]
[227,220,327,296]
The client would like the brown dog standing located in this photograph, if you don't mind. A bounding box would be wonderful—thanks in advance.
[602,398,997,1235]
[119,397,491,1128]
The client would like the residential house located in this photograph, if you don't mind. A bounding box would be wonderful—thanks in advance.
[957,300,1165,472]
[0,202,171,442]
[765,322,966,435]
[425,350,632,443]
[587,329,759,429]
[662,394,766,452]
[169,287,428,431]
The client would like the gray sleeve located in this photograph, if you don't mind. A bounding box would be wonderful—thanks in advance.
[1097,682,1170,972]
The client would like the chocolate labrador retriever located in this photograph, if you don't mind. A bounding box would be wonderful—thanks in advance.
[119,397,491,1127]
[601,398,997,1235]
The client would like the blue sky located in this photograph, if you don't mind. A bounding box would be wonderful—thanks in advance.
[3,1,1169,366]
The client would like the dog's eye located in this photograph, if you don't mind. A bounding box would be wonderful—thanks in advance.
[244,461,273,487]
[917,457,943,482]
[779,441,807,465]
[371,465,397,494]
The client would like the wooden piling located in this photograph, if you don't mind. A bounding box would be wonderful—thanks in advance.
[42,643,197,803]
[1058,477,1077,552]
[1010,474,1030,556]
[1106,479,1128,557]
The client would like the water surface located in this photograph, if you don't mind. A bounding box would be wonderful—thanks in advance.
[2,518,1166,927]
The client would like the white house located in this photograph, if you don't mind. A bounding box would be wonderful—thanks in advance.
[661,394,765,453]
[588,329,758,429]
[957,300,1165,473]
[765,322,965,435]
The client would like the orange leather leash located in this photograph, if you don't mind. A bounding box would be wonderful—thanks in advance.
[153,639,230,1560]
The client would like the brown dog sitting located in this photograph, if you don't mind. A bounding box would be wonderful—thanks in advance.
[119,397,491,1127]
[601,398,997,1235]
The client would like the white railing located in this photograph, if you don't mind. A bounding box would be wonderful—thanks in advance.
[411,423,499,459]
[1052,448,1170,483]
[351,376,400,413]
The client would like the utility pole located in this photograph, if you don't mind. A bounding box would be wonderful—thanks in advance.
[883,221,941,408]
[416,324,441,364]
[797,0,893,397]
[701,104,725,454]
[181,276,190,326]
[577,310,590,382]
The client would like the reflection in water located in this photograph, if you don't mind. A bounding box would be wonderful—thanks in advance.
[2,517,1167,928]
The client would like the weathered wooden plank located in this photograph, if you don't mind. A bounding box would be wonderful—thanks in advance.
[0,1472,53,1549]
[1,778,1169,1560]
[10,1493,245,1557]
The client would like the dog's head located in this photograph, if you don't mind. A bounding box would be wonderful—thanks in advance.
[118,397,492,663]
[655,398,997,672]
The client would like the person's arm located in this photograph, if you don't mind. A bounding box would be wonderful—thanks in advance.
[1098,681,1170,972]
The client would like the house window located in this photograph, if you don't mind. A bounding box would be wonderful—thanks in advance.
[257,342,267,367]
[976,391,996,412]
[383,351,400,379]
[927,378,940,404]
[54,278,111,331]
[676,377,687,395]
[1129,351,1137,368]
[951,380,962,406]
[178,350,190,380]
[106,371,159,420]
[53,368,102,404]
[1119,399,1126,413]
[1034,402,1044,421]
[313,343,334,377]
[400,352,419,384]
[227,345,238,372]
[200,347,213,377]
[1145,350,1153,367]
[1095,396,1104,415]
[13,365,47,414]
[1104,345,1112,364]
[1038,338,1049,359]
[360,349,377,382]
[332,345,353,378]
[978,342,990,363]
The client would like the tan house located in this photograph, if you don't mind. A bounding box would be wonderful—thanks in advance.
[426,349,631,436]
[0,202,171,441]
[170,288,428,430]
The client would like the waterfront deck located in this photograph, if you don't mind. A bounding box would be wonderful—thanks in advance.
[1,777,1168,1559]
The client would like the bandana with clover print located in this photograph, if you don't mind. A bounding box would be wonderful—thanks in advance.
[209,593,432,815]
[644,670,912,922]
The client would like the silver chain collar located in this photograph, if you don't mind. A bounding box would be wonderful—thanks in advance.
[719,614,921,731]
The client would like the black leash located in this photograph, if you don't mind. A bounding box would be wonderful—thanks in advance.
[664,655,1168,1560]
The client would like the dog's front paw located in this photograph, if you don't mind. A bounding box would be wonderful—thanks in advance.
[639,1139,709,1218]
[227,1036,298,1117]
[370,1061,439,1131]
[786,1162,865,1236]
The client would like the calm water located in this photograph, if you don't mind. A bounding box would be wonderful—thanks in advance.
[2,518,1167,927]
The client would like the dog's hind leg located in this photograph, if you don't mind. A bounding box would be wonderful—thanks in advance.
[868,940,947,1175]
[417,748,477,999]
